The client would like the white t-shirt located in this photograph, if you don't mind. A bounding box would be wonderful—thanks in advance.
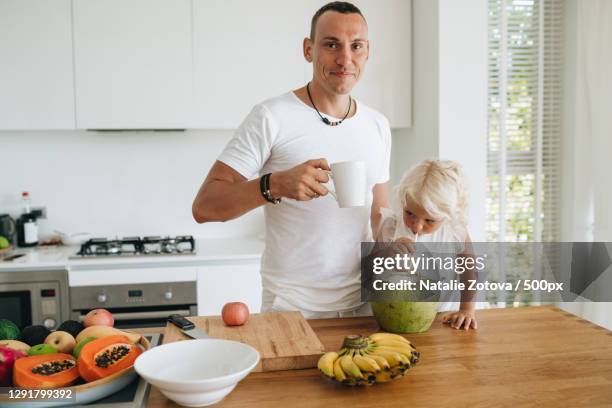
[218,91,392,313]
[378,208,489,312]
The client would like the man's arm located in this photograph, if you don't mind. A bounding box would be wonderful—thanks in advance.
[370,182,390,238]
[192,161,263,223]
[192,159,331,223]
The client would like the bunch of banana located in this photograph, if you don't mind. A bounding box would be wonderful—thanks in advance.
[317,333,420,386]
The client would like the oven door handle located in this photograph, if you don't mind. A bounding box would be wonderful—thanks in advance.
[78,309,191,322]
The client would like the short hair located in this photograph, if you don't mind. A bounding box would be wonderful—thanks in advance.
[310,1,366,40]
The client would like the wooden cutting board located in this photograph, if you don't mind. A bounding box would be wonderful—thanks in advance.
[162,311,326,372]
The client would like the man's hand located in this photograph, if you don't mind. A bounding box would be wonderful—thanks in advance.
[439,309,478,331]
[269,158,331,201]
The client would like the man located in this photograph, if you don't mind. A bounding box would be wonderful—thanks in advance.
[192,2,391,318]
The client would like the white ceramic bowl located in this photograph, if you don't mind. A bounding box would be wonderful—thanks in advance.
[134,339,260,407]
[57,231,91,245]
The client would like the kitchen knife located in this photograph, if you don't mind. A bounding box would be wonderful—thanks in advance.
[167,314,210,339]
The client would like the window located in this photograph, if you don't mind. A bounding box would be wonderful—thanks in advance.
[487,0,563,243]
[487,0,564,307]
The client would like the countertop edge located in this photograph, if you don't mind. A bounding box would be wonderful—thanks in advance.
[0,237,264,272]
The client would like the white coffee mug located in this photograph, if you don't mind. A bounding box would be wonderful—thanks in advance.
[327,161,366,208]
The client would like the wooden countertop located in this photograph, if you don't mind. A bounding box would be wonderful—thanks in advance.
[146,306,612,407]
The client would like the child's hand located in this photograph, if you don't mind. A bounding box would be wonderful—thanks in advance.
[439,310,477,331]
[393,237,416,254]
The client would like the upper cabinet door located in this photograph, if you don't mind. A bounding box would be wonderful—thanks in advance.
[0,0,75,130]
[191,0,313,129]
[73,0,193,129]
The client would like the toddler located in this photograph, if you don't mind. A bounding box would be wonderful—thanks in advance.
[376,159,478,330]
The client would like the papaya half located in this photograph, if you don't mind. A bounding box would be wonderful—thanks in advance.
[13,353,79,388]
[77,335,142,382]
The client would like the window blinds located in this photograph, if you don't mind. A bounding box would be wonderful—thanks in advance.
[487,0,563,243]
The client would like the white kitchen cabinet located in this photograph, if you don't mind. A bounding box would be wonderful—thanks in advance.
[192,0,411,128]
[197,262,262,315]
[0,0,75,130]
[191,0,313,129]
[68,265,198,287]
[72,0,193,129]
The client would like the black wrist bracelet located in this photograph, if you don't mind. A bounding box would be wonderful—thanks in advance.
[260,173,281,204]
[265,173,281,204]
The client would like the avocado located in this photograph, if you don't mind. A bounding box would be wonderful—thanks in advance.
[57,320,85,338]
[21,325,51,347]
[0,319,20,341]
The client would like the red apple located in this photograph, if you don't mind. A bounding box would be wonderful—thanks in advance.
[221,302,249,326]
[83,309,114,328]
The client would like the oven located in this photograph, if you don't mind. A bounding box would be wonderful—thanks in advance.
[70,281,197,329]
[0,269,70,330]
[67,236,198,329]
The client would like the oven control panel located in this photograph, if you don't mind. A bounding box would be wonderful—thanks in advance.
[69,281,196,309]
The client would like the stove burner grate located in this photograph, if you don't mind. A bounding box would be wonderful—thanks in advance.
[76,236,195,257]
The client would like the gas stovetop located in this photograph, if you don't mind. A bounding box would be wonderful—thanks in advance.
[73,236,196,258]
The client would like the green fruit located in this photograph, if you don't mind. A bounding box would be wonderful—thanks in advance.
[0,236,9,249]
[0,319,21,341]
[73,337,97,358]
[371,301,438,333]
[28,344,58,356]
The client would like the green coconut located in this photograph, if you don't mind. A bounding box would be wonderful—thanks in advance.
[369,271,441,333]
[371,301,439,333]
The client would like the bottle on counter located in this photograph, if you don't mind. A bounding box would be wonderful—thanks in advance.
[16,191,38,247]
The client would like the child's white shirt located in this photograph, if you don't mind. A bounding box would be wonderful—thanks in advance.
[377,208,486,312]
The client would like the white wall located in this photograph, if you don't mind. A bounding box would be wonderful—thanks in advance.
[0,130,264,239]
[561,0,581,241]
[391,0,488,241]
[390,0,439,187]
[1,126,409,241]
[438,0,488,241]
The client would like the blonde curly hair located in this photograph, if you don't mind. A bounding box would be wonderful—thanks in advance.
[396,159,469,228]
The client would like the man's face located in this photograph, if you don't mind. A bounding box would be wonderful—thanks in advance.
[304,11,369,95]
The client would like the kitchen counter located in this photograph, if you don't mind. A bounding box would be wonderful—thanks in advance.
[146,306,612,407]
[0,237,264,272]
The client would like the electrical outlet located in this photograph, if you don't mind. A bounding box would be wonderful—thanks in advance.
[32,206,47,219]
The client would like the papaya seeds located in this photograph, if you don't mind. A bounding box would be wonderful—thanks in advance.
[78,335,142,382]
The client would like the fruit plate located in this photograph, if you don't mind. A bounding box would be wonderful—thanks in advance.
[0,334,150,407]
